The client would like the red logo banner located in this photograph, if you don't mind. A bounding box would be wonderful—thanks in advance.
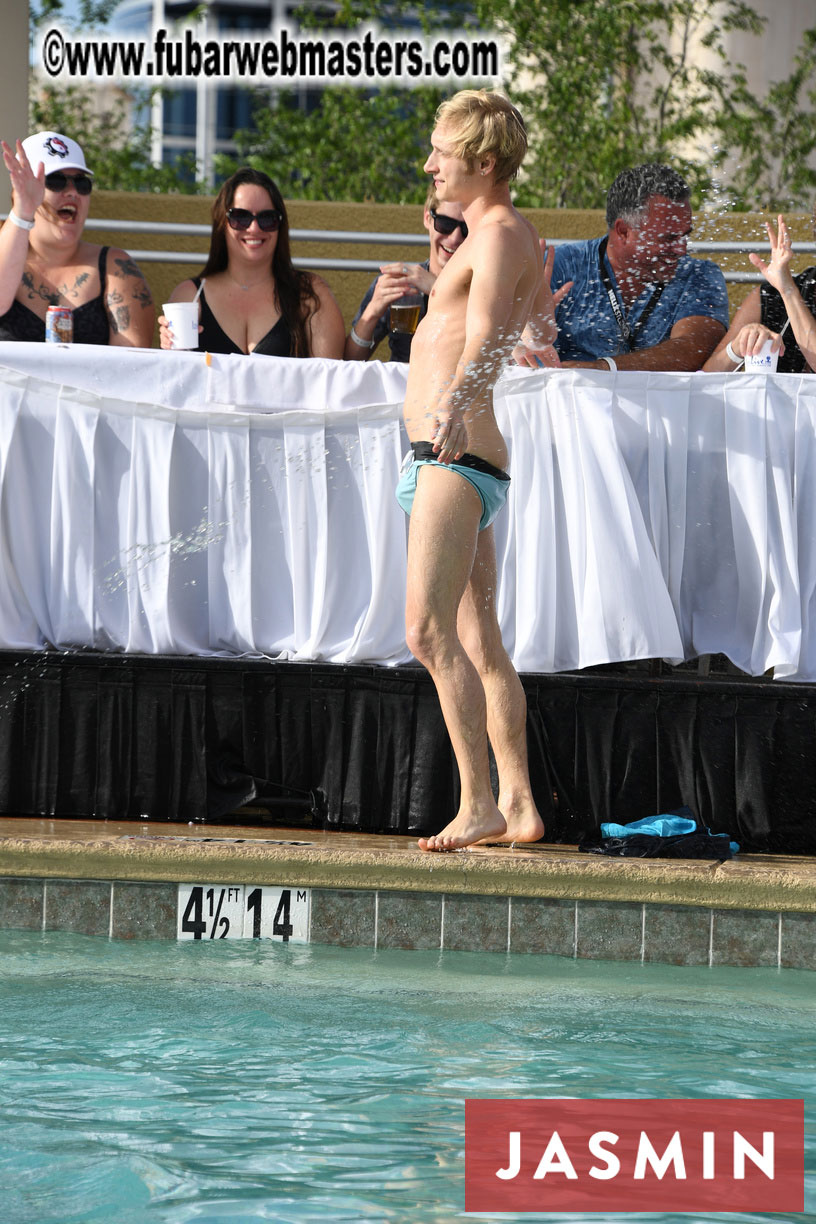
[465,1098,804,1213]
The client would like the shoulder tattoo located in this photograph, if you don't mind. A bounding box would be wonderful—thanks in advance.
[22,270,59,306]
[110,255,154,309]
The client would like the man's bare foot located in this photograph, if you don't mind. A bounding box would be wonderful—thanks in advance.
[418,806,506,852]
[478,794,545,845]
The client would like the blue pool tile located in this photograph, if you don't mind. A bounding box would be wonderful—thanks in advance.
[577,900,643,961]
[711,908,779,968]
[376,890,442,950]
[443,894,510,953]
[0,877,44,930]
[311,888,377,947]
[780,911,816,970]
[643,904,711,965]
[44,880,111,936]
[111,881,178,940]
[509,896,576,956]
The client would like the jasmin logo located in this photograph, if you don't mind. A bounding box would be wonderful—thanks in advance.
[44,137,70,160]
[465,1099,804,1212]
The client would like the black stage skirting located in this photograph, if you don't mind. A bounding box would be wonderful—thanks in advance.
[0,650,814,853]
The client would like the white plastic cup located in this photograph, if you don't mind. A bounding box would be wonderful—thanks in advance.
[162,301,200,350]
[744,338,780,373]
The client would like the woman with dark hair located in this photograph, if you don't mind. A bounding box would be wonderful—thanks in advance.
[159,167,344,357]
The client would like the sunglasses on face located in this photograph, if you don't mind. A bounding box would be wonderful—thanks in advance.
[44,171,93,195]
[226,207,281,232]
[429,207,468,240]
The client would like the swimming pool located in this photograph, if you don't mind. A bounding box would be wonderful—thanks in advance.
[0,929,813,1223]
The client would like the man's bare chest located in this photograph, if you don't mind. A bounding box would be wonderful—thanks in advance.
[427,262,473,319]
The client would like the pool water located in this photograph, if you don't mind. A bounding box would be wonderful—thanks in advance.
[0,929,813,1223]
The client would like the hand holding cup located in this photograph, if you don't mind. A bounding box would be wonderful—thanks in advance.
[390,291,423,335]
[160,301,200,350]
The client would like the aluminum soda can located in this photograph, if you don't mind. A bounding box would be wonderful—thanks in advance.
[45,305,73,344]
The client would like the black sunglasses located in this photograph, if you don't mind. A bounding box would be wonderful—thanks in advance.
[226,207,281,233]
[45,171,93,195]
[430,207,467,240]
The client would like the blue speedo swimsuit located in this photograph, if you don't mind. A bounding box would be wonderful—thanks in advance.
[395,440,511,531]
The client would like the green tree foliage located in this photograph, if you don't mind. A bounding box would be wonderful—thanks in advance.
[474,0,769,208]
[30,1,120,31]
[326,0,816,210]
[31,86,202,194]
[711,26,816,210]
[218,87,446,203]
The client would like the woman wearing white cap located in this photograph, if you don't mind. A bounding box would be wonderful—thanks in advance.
[0,131,154,345]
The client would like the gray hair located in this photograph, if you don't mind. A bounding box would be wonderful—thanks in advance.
[606,163,690,228]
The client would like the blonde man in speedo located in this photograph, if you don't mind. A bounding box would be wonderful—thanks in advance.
[396,89,557,852]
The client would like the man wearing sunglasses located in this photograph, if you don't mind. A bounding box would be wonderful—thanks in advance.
[0,130,154,346]
[345,188,468,362]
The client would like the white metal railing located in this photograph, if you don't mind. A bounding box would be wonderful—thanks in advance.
[3,214,814,280]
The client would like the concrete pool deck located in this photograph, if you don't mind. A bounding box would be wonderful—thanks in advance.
[0,817,814,968]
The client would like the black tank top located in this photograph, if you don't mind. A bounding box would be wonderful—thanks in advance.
[0,246,110,344]
[192,277,295,356]
[760,268,816,373]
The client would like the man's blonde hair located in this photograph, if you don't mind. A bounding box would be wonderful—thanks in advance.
[434,90,527,183]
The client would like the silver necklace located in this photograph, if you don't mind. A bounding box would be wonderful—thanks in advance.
[228,271,268,293]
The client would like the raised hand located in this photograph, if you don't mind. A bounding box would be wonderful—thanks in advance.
[748,214,796,296]
[1,139,44,222]
[541,239,573,308]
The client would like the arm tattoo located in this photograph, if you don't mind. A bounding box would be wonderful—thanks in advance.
[111,255,154,310]
[112,256,141,279]
[110,304,131,334]
[130,281,153,308]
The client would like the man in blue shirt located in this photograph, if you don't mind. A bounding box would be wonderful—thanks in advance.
[519,164,728,371]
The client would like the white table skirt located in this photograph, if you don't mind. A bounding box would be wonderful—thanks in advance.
[0,342,814,678]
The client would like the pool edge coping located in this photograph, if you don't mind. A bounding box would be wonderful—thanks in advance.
[0,833,814,913]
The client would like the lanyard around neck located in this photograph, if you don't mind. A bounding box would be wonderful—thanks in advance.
[598,236,666,351]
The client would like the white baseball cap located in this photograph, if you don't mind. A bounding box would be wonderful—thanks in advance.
[21,131,93,178]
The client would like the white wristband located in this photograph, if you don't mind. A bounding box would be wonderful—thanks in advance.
[350,324,375,350]
[725,340,741,364]
[7,210,34,231]
[602,355,617,372]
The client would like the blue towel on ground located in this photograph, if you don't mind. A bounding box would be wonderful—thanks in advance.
[579,805,740,859]
[601,814,697,839]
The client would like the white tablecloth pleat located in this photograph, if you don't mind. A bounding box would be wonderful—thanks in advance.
[0,342,815,678]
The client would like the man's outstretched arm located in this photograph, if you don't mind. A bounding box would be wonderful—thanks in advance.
[562,314,726,371]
